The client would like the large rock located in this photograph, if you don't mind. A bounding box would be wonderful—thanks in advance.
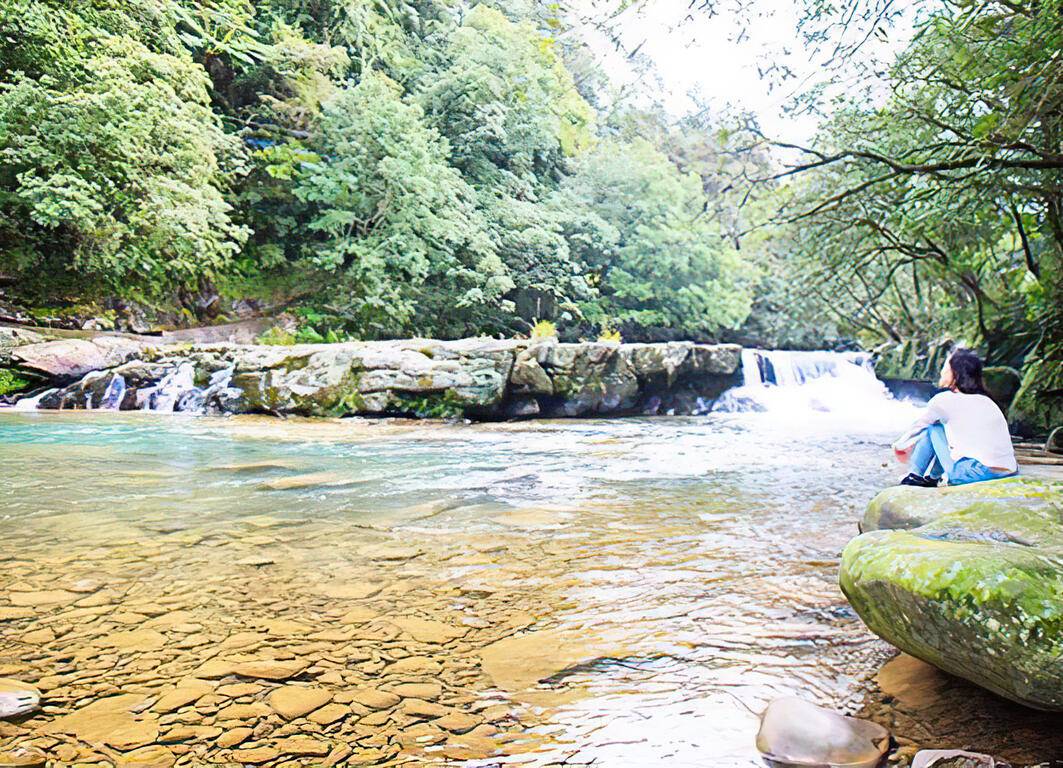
[0,326,46,364]
[841,477,1063,710]
[11,336,148,379]
[13,335,746,419]
[755,697,889,768]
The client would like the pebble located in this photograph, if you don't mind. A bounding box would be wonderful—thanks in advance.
[216,727,253,748]
[231,746,280,764]
[268,686,332,720]
[403,698,450,719]
[350,688,400,711]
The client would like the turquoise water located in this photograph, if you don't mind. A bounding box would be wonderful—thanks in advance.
[0,411,971,766]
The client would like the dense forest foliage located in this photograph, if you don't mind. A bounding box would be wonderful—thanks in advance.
[1,0,1062,427]
[0,0,758,341]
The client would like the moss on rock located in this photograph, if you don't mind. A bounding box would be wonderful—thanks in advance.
[841,478,1063,710]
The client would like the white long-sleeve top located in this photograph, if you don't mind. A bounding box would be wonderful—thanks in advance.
[893,390,1017,472]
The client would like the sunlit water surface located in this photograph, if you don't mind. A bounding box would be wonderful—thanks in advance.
[0,409,933,765]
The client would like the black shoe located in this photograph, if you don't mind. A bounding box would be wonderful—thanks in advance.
[900,473,939,487]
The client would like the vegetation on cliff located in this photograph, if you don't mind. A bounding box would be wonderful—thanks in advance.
[2,0,1062,426]
[0,0,756,340]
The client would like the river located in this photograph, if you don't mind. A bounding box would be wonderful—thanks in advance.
[0,392,1059,765]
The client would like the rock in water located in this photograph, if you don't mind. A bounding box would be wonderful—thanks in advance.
[0,679,40,718]
[842,477,1063,710]
[755,697,889,768]
[911,750,996,768]
[0,747,46,767]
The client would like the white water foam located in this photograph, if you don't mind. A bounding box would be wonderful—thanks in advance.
[714,349,921,431]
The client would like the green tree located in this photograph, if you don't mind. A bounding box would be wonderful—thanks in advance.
[294,72,509,334]
[0,0,248,288]
[557,138,753,333]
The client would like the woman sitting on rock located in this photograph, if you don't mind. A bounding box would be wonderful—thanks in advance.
[893,347,1017,487]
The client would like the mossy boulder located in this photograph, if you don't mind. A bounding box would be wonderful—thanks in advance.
[841,477,1063,710]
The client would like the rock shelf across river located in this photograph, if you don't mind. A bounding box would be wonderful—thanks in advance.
[4,333,742,419]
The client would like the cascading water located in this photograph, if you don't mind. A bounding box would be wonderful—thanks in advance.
[9,360,241,415]
[97,374,126,410]
[714,349,921,428]
[139,362,197,412]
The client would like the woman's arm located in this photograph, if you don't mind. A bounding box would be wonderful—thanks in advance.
[892,396,947,461]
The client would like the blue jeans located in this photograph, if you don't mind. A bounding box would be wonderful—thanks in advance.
[908,424,1015,485]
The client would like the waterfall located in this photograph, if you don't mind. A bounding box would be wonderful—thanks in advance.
[714,349,920,425]
[98,375,126,410]
[11,389,56,412]
[139,362,196,412]
[10,360,241,415]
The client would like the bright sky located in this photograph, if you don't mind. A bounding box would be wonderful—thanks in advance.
[574,0,913,144]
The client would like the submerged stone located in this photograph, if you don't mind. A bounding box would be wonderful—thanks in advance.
[842,477,1063,710]
[911,750,996,768]
[754,697,889,768]
[0,679,40,719]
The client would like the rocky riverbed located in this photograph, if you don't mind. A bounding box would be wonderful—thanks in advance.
[3,413,1062,767]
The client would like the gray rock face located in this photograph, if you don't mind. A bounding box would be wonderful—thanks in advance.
[755,697,890,768]
[11,336,148,379]
[11,336,744,420]
[0,326,45,364]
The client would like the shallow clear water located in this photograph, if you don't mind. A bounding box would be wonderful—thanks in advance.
[0,410,917,766]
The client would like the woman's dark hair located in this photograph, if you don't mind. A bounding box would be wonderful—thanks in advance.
[948,347,989,395]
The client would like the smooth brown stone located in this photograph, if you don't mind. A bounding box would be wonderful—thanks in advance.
[216,727,253,748]
[384,657,442,676]
[216,684,263,698]
[338,607,379,624]
[389,683,442,700]
[19,629,54,645]
[435,712,480,734]
[159,725,221,742]
[0,609,35,621]
[318,583,382,600]
[389,618,467,644]
[275,737,330,757]
[153,685,209,714]
[349,689,400,711]
[231,746,280,764]
[191,659,234,679]
[402,699,450,719]
[8,590,79,606]
[307,703,348,726]
[115,745,175,768]
[231,659,309,681]
[358,710,391,726]
[215,702,271,720]
[268,686,331,720]
[39,694,158,749]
